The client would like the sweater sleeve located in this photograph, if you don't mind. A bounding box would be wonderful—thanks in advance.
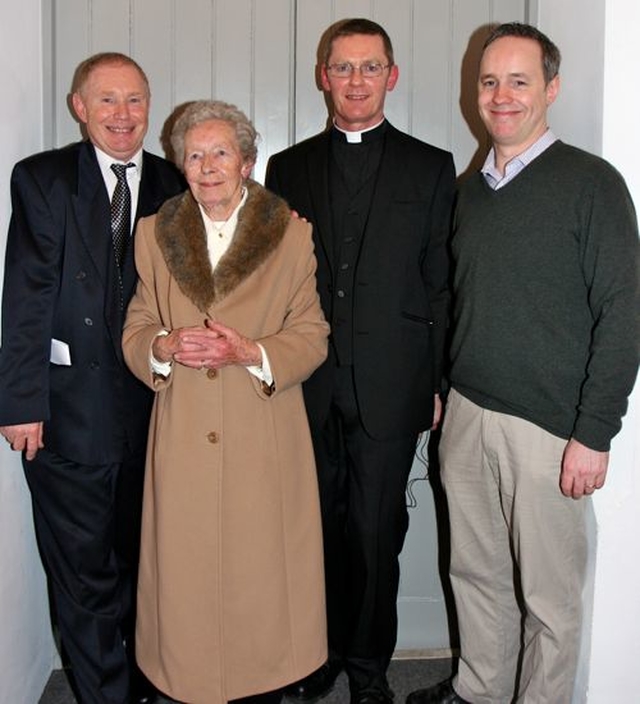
[571,161,640,450]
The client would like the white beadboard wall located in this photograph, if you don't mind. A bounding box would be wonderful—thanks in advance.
[49,0,528,182]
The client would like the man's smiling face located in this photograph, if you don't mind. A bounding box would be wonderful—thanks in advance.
[321,33,398,132]
[72,61,150,161]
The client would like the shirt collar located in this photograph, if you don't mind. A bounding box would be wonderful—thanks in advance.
[332,118,386,144]
[481,129,557,184]
[94,145,143,176]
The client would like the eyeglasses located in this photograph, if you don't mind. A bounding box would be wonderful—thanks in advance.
[325,62,391,78]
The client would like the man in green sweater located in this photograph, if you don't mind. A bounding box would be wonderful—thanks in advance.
[407,22,639,704]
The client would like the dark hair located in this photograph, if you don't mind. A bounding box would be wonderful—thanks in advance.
[322,18,394,66]
[483,22,561,84]
[71,52,150,97]
[170,100,258,170]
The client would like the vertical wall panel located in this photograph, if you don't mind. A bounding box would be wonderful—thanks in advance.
[53,0,90,150]
[174,0,215,108]
[451,0,493,176]
[375,0,415,134]
[294,1,335,142]
[213,0,253,118]
[253,0,295,181]
[412,2,454,152]
[91,0,131,52]
[336,0,375,18]
[133,0,175,154]
[493,0,526,22]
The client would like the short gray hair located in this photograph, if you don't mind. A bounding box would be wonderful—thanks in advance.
[170,100,258,170]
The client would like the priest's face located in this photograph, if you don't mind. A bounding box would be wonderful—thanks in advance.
[321,33,399,132]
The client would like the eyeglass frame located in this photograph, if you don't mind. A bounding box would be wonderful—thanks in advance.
[324,61,393,78]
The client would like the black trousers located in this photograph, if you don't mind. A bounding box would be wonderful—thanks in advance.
[24,446,146,704]
[311,365,417,694]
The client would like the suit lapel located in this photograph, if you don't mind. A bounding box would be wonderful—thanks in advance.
[305,133,335,267]
[74,142,125,358]
[74,142,112,290]
[363,126,400,240]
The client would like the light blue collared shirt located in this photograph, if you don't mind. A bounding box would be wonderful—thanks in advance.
[481,130,557,190]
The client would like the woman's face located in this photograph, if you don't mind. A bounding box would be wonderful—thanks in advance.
[183,119,252,219]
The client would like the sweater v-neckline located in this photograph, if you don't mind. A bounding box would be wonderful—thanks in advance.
[479,140,561,194]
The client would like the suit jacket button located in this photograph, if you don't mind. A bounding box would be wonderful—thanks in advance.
[75,271,87,280]
[89,361,99,370]
[207,431,219,444]
[84,317,93,326]
[207,368,218,380]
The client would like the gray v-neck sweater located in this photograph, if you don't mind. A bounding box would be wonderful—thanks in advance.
[449,141,639,450]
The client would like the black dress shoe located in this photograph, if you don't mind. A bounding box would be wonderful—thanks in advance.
[131,693,157,704]
[405,679,470,704]
[285,662,341,702]
[130,674,158,704]
[351,688,394,704]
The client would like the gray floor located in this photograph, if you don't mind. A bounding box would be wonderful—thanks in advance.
[39,658,454,704]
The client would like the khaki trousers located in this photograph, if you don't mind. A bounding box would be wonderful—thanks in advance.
[440,390,587,704]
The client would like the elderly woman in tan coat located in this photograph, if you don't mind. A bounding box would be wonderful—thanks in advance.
[123,100,329,704]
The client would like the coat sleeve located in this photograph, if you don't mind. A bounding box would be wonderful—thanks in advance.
[122,215,172,391]
[255,220,329,396]
[422,152,456,393]
[264,154,282,195]
[0,162,62,425]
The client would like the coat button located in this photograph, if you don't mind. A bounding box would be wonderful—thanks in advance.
[207,368,218,380]
[207,431,219,444]
[84,317,93,326]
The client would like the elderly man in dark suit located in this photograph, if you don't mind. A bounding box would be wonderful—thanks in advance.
[266,18,455,704]
[0,53,184,704]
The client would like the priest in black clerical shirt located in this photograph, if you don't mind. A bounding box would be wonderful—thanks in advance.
[266,18,456,704]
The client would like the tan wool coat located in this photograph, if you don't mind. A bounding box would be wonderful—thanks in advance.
[123,182,329,704]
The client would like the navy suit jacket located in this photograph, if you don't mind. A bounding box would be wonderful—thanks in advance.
[266,123,455,439]
[0,141,185,464]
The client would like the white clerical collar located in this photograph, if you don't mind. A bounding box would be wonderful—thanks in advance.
[333,118,386,144]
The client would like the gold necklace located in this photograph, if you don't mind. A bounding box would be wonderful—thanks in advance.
[211,218,229,238]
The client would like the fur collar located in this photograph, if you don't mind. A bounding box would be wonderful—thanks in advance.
[155,180,291,312]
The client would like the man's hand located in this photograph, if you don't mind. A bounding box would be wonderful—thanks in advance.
[0,422,44,461]
[560,437,609,499]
